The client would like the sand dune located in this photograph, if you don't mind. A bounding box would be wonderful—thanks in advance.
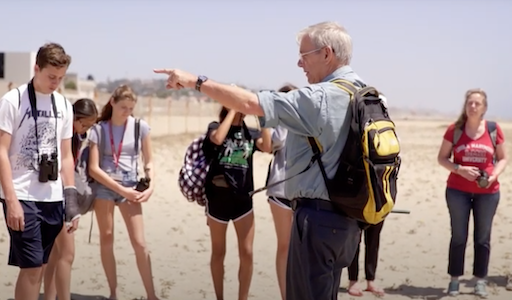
[0,115,511,300]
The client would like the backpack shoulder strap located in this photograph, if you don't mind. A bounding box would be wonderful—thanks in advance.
[306,136,330,194]
[487,121,497,149]
[64,97,69,112]
[307,136,323,154]
[453,127,463,146]
[450,125,463,159]
[134,118,142,176]
[134,118,141,155]
[16,88,21,109]
[248,137,321,197]
[330,79,358,99]
[93,123,106,168]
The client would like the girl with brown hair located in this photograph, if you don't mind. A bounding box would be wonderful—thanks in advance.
[87,85,159,300]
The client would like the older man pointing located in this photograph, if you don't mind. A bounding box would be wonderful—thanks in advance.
[155,21,364,300]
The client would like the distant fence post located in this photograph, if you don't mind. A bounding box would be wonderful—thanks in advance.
[148,95,153,127]
[185,100,189,134]
[198,99,202,133]
[167,98,172,135]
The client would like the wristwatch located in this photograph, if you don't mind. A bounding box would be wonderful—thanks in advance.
[454,164,460,173]
[195,75,208,91]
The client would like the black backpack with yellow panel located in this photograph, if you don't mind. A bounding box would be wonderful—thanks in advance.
[308,79,401,225]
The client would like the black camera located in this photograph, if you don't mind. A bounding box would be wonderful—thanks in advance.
[39,153,59,183]
[476,170,489,188]
[135,177,151,192]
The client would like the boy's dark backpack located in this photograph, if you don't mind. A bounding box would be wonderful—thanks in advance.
[308,79,401,225]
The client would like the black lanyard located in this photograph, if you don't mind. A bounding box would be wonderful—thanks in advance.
[27,80,59,155]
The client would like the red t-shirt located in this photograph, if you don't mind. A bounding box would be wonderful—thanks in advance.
[443,121,504,194]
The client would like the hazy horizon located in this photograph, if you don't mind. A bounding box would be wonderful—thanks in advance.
[2,0,511,118]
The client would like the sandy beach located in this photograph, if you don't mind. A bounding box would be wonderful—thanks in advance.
[0,104,511,300]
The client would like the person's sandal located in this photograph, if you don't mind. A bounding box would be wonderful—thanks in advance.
[447,280,460,296]
[474,280,488,298]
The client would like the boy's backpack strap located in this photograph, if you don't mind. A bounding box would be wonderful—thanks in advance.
[16,88,21,109]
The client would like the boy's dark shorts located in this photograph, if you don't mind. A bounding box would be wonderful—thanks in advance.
[1,199,64,268]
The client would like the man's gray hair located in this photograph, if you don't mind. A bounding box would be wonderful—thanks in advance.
[297,21,353,65]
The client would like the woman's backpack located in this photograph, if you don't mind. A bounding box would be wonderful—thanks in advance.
[178,134,212,206]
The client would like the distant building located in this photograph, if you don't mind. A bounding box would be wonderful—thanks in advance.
[0,50,97,102]
[62,72,97,102]
[0,51,36,88]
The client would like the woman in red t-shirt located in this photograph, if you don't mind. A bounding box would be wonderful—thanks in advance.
[437,89,507,298]
[43,98,98,300]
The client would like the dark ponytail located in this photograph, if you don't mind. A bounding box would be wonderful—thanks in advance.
[278,83,298,93]
[72,134,80,161]
[72,133,87,162]
[218,106,229,123]
[72,98,98,161]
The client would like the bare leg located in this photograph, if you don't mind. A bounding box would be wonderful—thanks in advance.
[269,201,292,300]
[43,225,75,300]
[233,212,255,300]
[207,216,229,300]
[119,201,159,300]
[55,229,75,300]
[43,241,59,300]
[363,222,385,297]
[16,266,45,300]
[94,199,117,299]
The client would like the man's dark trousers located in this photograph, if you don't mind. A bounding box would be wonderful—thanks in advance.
[286,198,361,300]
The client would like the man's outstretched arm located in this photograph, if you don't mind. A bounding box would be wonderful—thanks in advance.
[153,69,325,136]
[153,69,263,116]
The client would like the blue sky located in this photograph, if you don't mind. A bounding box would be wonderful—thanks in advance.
[2,0,511,117]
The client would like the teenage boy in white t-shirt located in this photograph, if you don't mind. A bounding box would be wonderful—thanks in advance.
[0,43,81,300]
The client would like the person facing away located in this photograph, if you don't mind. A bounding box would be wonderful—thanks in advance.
[345,222,385,297]
[154,20,364,300]
[344,92,389,298]
[437,88,507,298]
[43,98,98,300]
[203,106,271,300]
[264,83,297,300]
[0,42,80,300]
[87,85,159,300]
